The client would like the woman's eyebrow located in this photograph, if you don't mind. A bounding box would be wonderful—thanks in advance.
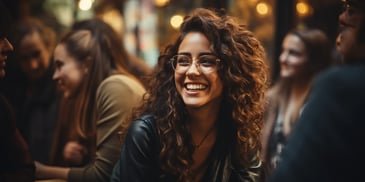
[176,52,215,56]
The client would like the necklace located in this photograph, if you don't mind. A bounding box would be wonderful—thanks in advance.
[193,126,215,149]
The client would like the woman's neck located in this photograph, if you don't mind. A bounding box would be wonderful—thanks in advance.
[188,102,220,132]
[189,104,219,181]
[289,76,313,100]
[282,76,313,135]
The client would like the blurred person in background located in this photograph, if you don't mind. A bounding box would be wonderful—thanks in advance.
[35,19,145,182]
[269,0,365,181]
[0,2,35,181]
[261,28,333,178]
[7,17,59,164]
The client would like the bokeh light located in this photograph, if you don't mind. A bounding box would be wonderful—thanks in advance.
[170,14,183,29]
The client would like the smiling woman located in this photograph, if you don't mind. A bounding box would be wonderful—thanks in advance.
[262,28,334,178]
[115,7,269,182]
[174,32,224,109]
[52,31,89,98]
[34,19,146,182]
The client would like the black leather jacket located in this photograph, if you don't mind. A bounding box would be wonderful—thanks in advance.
[118,114,261,182]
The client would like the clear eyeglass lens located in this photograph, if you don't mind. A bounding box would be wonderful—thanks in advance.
[172,55,219,74]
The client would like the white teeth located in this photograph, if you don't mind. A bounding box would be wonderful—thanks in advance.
[186,83,207,90]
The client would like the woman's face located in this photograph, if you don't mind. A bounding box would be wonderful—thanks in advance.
[52,44,84,98]
[174,32,223,109]
[279,34,309,79]
[17,32,51,81]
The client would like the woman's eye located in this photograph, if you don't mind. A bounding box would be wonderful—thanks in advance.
[199,58,216,66]
[54,60,64,68]
[177,57,191,66]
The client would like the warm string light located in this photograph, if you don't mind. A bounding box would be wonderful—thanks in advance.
[256,2,269,16]
[78,0,94,11]
[255,1,272,17]
[296,0,312,17]
[170,14,183,29]
[154,0,170,7]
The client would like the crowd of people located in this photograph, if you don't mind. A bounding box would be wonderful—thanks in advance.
[1,0,364,181]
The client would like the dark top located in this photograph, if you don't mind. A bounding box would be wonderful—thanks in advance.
[20,72,59,164]
[0,64,59,164]
[0,94,35,182]
[269,61,365,182]
[117,114,261,182]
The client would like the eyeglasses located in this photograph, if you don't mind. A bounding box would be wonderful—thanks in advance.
[171,54,221,74]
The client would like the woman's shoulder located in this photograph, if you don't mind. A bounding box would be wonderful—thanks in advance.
[125,114,159,151]
[128,114,157,135]
[101,74,145,91]
[311,64,365,95]
[97,74,146,98]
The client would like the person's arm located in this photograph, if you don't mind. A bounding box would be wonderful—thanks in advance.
[35,161,69,180]
[68,75,145,182]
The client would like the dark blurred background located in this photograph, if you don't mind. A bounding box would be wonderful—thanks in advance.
[0,0,343,81]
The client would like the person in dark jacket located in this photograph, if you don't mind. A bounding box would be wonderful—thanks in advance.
[269,0,365,181]
[4,17,59,164]
[117,8,269,182]
[0,2,35,181]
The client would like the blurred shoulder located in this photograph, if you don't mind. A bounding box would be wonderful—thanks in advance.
[312,63,365,95]
[98,74,146,94]
[127,114,157,140]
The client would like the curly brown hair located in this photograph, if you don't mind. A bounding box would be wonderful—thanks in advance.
[131,8,268,180]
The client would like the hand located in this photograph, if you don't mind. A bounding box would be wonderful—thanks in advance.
[63,141,87,165]
[35,160,70,180]
[35,161,47,179]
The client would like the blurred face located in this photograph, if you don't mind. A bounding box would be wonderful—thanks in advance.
[174,32,223,109]
[338,3,365,61]
[53,44,84,98]
[279,34,309,79]
[0,37,13,78]
[18,32,51,81]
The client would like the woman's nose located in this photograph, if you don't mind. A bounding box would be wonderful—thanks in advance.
[52,70,59,80]
[186,61,201,75]
[279,52,288,63]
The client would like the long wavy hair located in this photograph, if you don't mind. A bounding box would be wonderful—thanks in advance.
[71,18,150,87]
[50,20,134,165]
[130,8,268,180]
[265,28,332,135]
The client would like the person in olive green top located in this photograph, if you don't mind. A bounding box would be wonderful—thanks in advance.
[34,19,145,182]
